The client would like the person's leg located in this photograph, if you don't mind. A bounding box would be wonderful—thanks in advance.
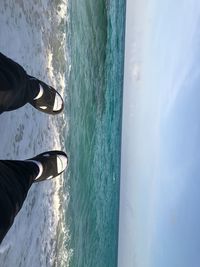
[0,52,38,113]
[0,150,68,244]
[0,52,63,114]
[0,160,38,242]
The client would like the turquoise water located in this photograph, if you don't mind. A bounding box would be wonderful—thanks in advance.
[64,1,126,266]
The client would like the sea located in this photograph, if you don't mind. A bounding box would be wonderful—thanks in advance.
[63,0,126,266]
[0,0,126,267]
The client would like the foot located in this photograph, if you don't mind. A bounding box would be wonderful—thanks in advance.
[28,76,64,115]
[26,150,68,182]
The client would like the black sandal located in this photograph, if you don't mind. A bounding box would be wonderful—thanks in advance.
[28,76,64,115]
[27,150,68,182]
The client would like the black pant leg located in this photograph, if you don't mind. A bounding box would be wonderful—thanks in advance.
[0,53,37,113]
[0,160,38,243]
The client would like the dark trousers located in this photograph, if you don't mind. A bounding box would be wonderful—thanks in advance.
[0,52,37,113]
[0,161,38,243]
[0,52,39,243]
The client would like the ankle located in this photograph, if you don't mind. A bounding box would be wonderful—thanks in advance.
[25,160,43,180]
[28,79,40,101]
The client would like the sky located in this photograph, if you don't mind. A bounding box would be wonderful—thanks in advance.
[118,0,200,266]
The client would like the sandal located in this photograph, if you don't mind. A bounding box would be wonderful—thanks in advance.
[28,76,64,115]
[27,150,68,182]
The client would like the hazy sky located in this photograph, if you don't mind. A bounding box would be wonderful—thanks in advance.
[118,0,200,266]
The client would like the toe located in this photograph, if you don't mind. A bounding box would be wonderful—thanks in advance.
[57,154,68,173]
[53,93,63,111]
